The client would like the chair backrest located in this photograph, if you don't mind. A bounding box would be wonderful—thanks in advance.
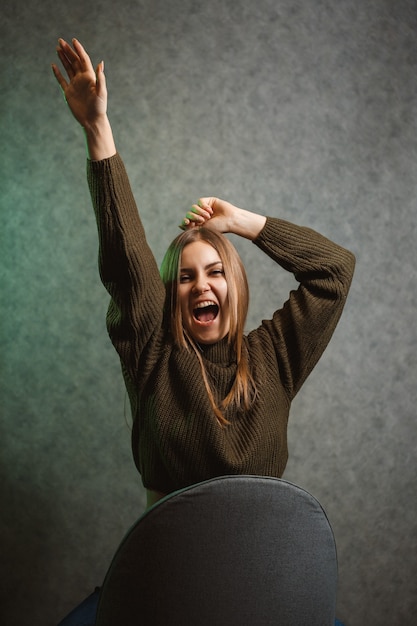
[95,475,338,626]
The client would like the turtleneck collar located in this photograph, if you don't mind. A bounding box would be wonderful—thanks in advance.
[195,334,236,366]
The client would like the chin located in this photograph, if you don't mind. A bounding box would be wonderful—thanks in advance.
[190,327,228,345]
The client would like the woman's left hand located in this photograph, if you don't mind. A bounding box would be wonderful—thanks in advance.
[179,201,213,230]
[179,197,266,241]
[179,197,237,233]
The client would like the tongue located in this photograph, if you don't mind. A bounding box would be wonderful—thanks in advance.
[195,305,217,322]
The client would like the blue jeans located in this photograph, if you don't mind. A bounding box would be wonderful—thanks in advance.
[57,588,100,626]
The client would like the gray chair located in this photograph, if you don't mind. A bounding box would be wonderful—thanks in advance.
[95,475,338,625]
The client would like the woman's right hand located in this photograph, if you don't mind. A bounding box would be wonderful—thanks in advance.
[52,38,107,129]
[52,38,116,160]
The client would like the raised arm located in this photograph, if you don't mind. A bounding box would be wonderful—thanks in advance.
[52,38,166,383]
[254,217,355,398]
[180,196,355,398]
[52,38,116,160]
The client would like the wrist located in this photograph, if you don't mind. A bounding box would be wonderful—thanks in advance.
[83,115,116,160]
[229,208,266,240]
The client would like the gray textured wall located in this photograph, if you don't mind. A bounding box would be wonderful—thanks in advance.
[1,0,416,624]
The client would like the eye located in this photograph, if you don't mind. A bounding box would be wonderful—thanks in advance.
[179,274,191,283]
[210,268,224,277]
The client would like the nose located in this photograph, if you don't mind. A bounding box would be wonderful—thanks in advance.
[192,276,209,295]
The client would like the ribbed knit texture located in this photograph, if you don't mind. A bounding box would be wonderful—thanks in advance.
[87,153,355,494]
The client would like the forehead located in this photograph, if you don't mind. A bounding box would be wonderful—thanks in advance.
[180,240,222,267]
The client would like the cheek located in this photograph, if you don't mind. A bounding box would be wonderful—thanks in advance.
[221,286,231,322]
[178,289,190,316]
[220,282,230,307]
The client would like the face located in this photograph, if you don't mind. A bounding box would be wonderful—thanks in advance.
[178,240,230,344]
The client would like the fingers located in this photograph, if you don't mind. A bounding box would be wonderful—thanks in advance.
[55,38,94,79]
[179,202,213,231]
[178,218,191,231]
[187,202,213,222]
[56,39,78,78]
[198,197,217,210]
[95,60,107,98]
[72,38,95,72]
[52,39,80,93]
[51,63,68,91]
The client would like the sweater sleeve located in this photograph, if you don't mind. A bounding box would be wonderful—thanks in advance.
[87,153,166,381]
[253,217,355,400]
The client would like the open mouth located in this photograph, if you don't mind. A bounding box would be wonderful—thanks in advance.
[193,301,219,324]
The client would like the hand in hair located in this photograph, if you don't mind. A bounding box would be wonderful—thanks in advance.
[180,197,266,241]
[179,200,214,230]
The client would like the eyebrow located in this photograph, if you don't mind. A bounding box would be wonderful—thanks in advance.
[180,261,223,272]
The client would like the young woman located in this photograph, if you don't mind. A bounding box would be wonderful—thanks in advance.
[53,37,354,626]
[52,37,355,511]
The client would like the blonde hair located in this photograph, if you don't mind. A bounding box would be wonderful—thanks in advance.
[160,228,256,425]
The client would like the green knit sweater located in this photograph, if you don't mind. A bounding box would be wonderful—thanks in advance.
[87,153,355,494]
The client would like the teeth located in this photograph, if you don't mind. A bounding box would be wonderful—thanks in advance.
[195,300,216,308]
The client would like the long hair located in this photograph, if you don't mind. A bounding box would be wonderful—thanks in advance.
[160,228,256,425]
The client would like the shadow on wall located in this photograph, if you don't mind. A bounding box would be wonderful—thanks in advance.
[0,463,60,623]
[0,431,98,625]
